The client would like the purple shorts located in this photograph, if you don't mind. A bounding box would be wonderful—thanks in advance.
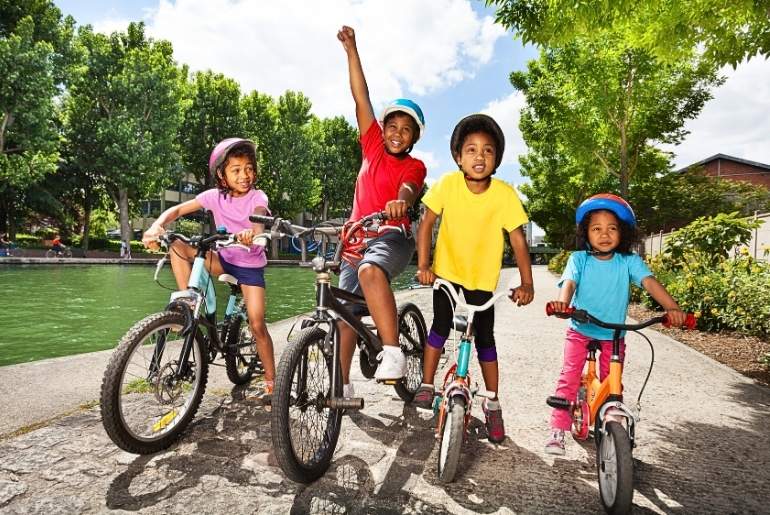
[219,255,265,287]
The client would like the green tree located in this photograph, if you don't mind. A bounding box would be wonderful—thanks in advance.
[242,91,320,217]
[178,70,243,187]
[307,115,360,220]
[488,0,770,67]
[0,0,79,236]
[64,22,184,244]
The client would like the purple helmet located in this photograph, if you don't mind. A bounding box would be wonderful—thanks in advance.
[208,138,257,176]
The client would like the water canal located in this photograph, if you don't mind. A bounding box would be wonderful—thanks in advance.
[0,263,417,366]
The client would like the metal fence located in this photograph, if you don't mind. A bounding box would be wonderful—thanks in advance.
[643,212,770,260]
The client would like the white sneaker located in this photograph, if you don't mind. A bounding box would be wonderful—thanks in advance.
[343,383,355,399]
[374,346,406,380]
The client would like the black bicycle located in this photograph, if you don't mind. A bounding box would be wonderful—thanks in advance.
[100,230,264,454]
[251,212,427,483]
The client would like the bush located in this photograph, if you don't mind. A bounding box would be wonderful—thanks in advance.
[548,249,572,274]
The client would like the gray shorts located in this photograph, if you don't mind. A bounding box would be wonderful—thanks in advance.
[339,230,415,301]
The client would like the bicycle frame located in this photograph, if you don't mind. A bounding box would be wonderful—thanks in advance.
[432,279,508,437]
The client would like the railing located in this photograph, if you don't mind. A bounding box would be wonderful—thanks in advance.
[642,211,769,260]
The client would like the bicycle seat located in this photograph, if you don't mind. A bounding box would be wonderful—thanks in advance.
[218,274,239,286]
[452,315,468,333]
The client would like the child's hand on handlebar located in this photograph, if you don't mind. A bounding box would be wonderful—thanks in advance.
[415,267,436,286]
[142,225,165,251]
[384,199,409,220]
[509,283,534,306]
[664,307,687,328]
[545,300,571,316]
[236,228,256,246]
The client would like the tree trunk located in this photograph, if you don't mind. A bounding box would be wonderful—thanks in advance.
[118,188,131,243]
[322,199,329,221]
[82,196,92,251]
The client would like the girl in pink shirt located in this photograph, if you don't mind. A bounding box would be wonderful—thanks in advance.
[142,138,276,399]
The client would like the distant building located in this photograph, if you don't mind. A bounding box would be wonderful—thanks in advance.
[680,154,770,189]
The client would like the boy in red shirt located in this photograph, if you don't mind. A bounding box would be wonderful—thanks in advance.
[337,26,427,393]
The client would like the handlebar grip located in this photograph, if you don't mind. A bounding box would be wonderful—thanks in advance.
[546,302,574,318]
[249,214,274,227]
[662,312,697,330]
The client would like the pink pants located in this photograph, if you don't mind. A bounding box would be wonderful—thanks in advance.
[550,328,626,431]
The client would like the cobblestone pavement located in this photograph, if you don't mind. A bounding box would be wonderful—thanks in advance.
[1,267,768,514]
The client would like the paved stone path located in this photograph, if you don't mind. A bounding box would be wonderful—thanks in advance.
[1,266,768,513]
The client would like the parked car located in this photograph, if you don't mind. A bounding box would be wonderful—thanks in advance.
[106,229,143,239]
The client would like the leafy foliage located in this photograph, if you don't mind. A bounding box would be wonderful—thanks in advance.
[307,116,360,219]
[488,0,770,67]
[663,212,760,266]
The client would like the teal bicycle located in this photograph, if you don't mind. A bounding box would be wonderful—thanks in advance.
[100,229,264,454]
[431,278,510,483]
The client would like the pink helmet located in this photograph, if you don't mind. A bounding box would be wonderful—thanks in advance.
[208,138,256,176]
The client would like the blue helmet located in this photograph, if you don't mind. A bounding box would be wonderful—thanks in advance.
[575,193,636,227]
[380,98,425,139]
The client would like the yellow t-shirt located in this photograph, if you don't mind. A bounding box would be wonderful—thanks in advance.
[422,171,528,292]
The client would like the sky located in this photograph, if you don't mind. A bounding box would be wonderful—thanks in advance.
[55,0,770,213]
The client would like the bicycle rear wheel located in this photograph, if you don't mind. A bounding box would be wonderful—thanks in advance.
[223,317,262,385]
[271,326,342,483]
[597,421,634,514]
[394,302,427,402]
[100,311,208,454]
[437,396,465,483]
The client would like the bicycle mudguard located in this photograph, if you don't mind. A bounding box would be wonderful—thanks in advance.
[165,301,194,335]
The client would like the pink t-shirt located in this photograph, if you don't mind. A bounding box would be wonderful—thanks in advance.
[349,121,427,229]
[196,188,269,268]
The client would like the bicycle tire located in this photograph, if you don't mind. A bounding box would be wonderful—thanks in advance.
[271,326,343,483]
[100,311,209,454]
[9,247,22,257]
[223,317,259,385]
[62,248,72,258]
[358,343,377,379]
[45,249,55,258]
[394,302,427,402]
[598,421,634,514]
[437,397,465,483]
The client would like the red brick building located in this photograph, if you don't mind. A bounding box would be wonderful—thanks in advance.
[682,154,770,188]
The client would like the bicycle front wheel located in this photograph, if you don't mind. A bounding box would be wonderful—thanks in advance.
[597,421,634,514]
[394,302,427,402]
[437,396,465,483]
[9,247,23,257]
[100,311,208,454]
[271,326,342,483]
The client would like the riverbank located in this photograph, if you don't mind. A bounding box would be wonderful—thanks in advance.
[0,257,308,266]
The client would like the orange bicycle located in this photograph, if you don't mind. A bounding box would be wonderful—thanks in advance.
[546,303,695,514]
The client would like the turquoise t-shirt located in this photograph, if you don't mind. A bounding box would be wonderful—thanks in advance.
[559,251,652,340]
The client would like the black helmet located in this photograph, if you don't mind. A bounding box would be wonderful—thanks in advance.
[449,114,505,171]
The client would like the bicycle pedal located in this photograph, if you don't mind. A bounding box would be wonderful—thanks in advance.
[376,379,399,385]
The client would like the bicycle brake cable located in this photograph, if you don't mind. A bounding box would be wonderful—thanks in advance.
[634,330,656,416]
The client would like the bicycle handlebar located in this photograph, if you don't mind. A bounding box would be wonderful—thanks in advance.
[433,278,510,314]
[545,303,697,330]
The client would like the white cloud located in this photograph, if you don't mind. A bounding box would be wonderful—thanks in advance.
[411,149,440,175]
[481,91,528,165]
[92,17,132,35]
[668,57,770,168]
[122,0,506,119]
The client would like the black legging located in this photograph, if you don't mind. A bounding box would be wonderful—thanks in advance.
[431,281,495,349]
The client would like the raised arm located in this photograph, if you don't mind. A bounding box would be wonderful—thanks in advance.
[337,25,375,134]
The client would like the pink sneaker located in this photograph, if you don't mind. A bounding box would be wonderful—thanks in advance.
[483,399,506,443]
[544,430,566,455]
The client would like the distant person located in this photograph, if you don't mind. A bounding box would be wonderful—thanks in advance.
[142,138,276,401]
[51,234,64,255]
[336,25,427,395]
[120,240,132,260]
[0,233,10,256]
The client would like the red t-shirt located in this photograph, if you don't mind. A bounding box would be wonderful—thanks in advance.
[349,121,426,229]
